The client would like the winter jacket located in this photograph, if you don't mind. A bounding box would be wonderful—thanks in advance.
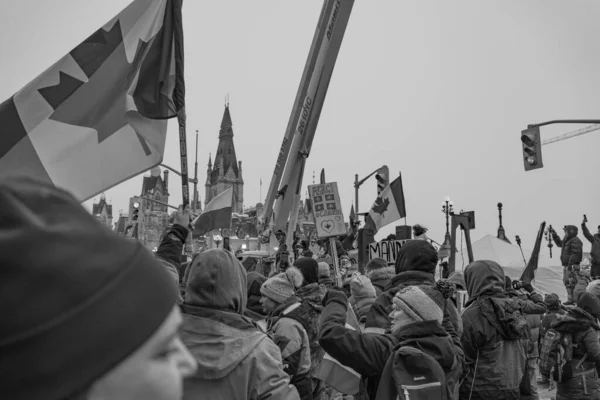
[318,297,461,400]
[366,266,395,296]
[582,223,600,265]
[552,308,600,400]
[319,276,336,289]
[289,283,327,398]
[156,223,189,303]
[552,226,584,266]
[180,305,299,400]
[267,302,313,400]
[180,249,299,400]
[364,271,464,341]
[460,261,528,400]
[513,290,547,358]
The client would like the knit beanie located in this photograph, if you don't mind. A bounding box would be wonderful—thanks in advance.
[261,267,304,304]
[366,257,388,272]
[294,257,319,285]
[350,275,376,301]
[587,280,600,298]
[318,262,331,278]
[395,240,438,274]
[0,177,178,400]
[544,293,561,310]
[392,285,445,323]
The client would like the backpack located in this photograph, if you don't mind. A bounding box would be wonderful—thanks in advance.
[375,346,449,400]
[538,328,575,383]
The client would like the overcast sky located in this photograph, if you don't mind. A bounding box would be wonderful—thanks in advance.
[2,0,599,253]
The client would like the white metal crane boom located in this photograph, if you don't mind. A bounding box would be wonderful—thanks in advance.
[542,124,600,146]
[258,0,355,251]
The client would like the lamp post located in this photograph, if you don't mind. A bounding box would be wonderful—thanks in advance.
[438,196,454,259]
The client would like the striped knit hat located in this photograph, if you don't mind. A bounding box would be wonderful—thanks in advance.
[392,285,445,323]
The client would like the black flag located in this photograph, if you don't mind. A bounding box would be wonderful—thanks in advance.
[520,221,546,284]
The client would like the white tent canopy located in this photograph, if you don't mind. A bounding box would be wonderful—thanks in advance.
[457,234,566,301]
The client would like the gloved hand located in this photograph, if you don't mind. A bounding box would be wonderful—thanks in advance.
[322,288,348,308]
[512,280,523,291]
[172,205,193,231]
[522,282,534,293]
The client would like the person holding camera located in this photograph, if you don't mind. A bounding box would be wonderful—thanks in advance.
[506,278,547,400]
[550,224,583,304]
[582,215,600,280]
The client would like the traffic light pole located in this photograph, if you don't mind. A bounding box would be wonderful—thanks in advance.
[528,119,600,128]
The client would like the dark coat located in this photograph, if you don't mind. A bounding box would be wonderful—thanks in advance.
[460,260,529,400]
[540,308,567,345]
[245,271,267,318]
[318,298,460,400]
[553,309,600,400]
[582,223,600,265]
[552,226,584,266]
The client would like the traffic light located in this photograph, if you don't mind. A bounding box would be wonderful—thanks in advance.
[375,165,389,195]
[132,201,140,222]
[521,127,543,171]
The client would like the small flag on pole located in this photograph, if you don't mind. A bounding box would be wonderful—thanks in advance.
[192,187,233,237]
[520,221,546,284]
[366,173,407,233]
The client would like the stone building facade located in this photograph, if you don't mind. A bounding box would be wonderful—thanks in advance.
[127,168,171,251]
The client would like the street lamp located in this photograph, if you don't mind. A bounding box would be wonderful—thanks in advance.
[438,197,454,259]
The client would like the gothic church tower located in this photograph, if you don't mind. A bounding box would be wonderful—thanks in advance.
[205,103,244,213]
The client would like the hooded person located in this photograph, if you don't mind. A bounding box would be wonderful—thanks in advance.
[364,241,463,343]
[349,275,377,326]
[245,271,268,321]
[318,284,462,400]
[0,177,197,400]
[460,260,529,400]
[582,218,600,279]
[318,261,335,288]
[292,257,328,399]
[448,271,467,309]
[365,257,395,296]
[260,267,313,400]
[539,293,567,383]
[551,293,600,400]
[180,249,299,400]
[508,280,547,400]
[551,225,584,304]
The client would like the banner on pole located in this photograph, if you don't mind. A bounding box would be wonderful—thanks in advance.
[308,182,346,238]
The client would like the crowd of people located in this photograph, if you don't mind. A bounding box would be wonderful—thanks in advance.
[3,176,600,400]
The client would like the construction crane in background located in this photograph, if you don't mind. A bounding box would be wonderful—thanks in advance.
[258,0,355,252]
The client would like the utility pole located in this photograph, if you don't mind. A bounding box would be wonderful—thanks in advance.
[193,130,199,213]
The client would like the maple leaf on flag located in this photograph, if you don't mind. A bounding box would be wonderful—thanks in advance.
[37,21,153,154]
[372,196,390,217]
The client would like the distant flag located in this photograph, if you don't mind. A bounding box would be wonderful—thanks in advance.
[192,187,233,238]
[375,165,389,196]
[315,306,362,395]
[320,168,326,184]
[366,173,407,233]
[0,0,184,201]
[521,221,546,284]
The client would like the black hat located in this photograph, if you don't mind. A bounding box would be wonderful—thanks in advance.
[294,257,319,285]
[0,177,178,400]
[395,240,438,274]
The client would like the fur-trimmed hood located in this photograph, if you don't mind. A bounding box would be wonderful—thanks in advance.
[366,266,395,284]
[552,307,600,333]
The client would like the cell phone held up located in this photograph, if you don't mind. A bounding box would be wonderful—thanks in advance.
[584,214,588,224]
